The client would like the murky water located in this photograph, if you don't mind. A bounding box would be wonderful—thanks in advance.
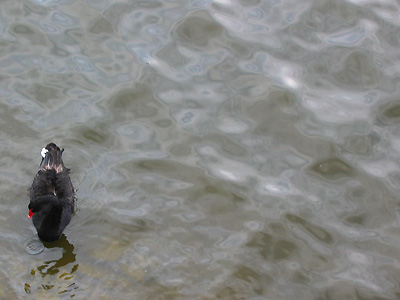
[1,0,400,299]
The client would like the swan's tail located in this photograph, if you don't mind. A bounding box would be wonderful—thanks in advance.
[39,143,65,173]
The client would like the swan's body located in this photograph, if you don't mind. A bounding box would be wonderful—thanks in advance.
[29,143,74,242]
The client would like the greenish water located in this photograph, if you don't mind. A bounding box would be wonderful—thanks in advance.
[1,0,400,299]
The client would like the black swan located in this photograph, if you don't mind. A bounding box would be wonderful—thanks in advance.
[28,143,75,242]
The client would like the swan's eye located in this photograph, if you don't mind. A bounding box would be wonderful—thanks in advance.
[28,209,35,219]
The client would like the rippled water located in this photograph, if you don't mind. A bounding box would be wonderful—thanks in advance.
[1,0,400,299]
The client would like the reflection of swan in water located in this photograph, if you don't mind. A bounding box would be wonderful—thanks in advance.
[26,234,79,294]
[36,234,78,277]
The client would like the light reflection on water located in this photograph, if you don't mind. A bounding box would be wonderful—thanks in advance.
[1,0,400,299]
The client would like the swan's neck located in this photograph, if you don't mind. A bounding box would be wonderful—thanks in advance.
[40,203,62,227]
[38,205,63,242]
[31,196,63,241]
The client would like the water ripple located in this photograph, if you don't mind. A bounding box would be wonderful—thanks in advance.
[2,0,400,299]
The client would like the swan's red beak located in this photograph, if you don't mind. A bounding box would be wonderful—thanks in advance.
[28,209,34,219]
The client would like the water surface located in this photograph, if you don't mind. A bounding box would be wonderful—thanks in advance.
[1,0,400,299]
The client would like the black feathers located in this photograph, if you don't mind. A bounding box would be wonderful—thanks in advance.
[29,143,75,242]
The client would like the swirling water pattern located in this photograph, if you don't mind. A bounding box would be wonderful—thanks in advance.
[1,0,400,299]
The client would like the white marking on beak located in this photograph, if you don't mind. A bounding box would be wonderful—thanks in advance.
[41,148,48,158]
